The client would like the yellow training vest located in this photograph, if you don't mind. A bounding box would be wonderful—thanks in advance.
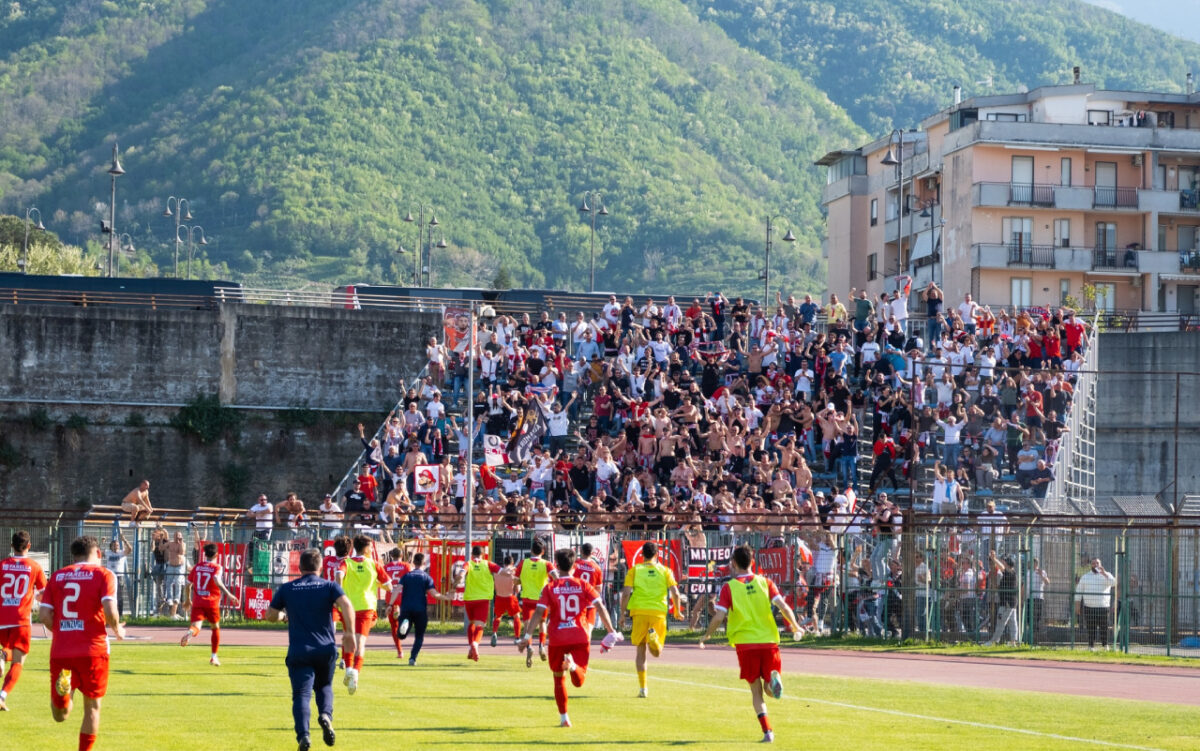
[519,558,549,600]
[464,560,496,601]
[627,561,672,613]
[342,557,379,611]
[726,575,780,647]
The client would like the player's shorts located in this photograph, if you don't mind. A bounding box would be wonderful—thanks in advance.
[519,598,540,623]
[630,613,667,647]
[50,655,109,707]
[0,624,32,655]
[352,609,378,636]
[735,645,782,685]
[189,603,221,625]
[494,595,519,618]
[464,599,490,624]
[548,642,591,674]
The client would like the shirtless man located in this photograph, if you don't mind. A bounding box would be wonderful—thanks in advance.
[163,530,188,619]
[121,480,153,524]
[275,493,306,538]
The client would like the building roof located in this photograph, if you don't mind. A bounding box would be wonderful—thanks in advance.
[1108,495,1171,517]
[814,149,861,167]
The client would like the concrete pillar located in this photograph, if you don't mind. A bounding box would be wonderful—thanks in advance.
[218,304,237,405]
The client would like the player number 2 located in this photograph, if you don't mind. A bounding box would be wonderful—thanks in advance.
[556,593,581,617]
[61,582,82,619]
[0,572,29,600]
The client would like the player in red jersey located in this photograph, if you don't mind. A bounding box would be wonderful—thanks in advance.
[340,535,391,692]
[571,542,603,633]
[518,548,619,728]
[39,536,125,751]
[0,530,47,710]
[179,543,237,666]
[322,537,350,668]
[382,547,411,658]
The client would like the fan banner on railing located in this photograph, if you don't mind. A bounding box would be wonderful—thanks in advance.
[756,547,794,590]
[553,533,611,581]
[685,545,733,596]
[242,586,272,620]
[621,539,683,582]
[443,306,471,353]
[483,434,508,466]
[414,464,440,495]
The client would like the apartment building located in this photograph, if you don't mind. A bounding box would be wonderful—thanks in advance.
[818,81,1200,315]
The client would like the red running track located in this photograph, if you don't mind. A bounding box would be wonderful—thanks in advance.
[126,627,1200,707]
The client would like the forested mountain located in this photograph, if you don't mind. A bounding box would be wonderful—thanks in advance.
[0,0,1197,293]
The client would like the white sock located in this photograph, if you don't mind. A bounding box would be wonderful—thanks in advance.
[0,690,7,701]
[560,713,569,722]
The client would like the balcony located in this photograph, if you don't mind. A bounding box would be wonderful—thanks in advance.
[1181,189,1200,212]
[1006,244,1057,268]
[975,182,1054,207]
[1179,251,1200,274]
[1092,248,1140,270]
[1092,186,1139,209]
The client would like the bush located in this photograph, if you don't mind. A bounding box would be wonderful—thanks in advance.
[24,408,51,431]
[65,413,88,430]
[219,462,251,505]
[124,412,147,427]
[277,403,319,429]
[171,394,242,444]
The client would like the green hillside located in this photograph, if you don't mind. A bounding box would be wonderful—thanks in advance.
[0,0,1197,293]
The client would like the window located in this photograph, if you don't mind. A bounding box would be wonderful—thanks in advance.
[1060,279,1071,305]
[1011,156,1034,202]
[1095,222,1117,251]
[1003,217,1034,248]
[868,253,878,281]
[870,198,878,227]
[1061,158,1072,187]
[986,112,1027,122]
[1054,219,1071,248]
[1087,109,1112,126]
[1011,278,1032,308]
[1158,224,1168,251]
[1092,283,1116,312]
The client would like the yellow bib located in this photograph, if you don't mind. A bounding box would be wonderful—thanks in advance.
[726,575,780,646]
[464,560,495,601]
[519,558,549,599]
[342,558,379,611]
[627,561,671,613]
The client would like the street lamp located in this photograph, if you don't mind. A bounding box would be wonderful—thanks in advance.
[758,215,795,303]
[163,196,193,278]
[106,144,125,278]
[114,233,135,277]
[403,206,442,287]
[19,207,45,274]
[881,129,907,288]
[578,191,608,293]
[176,225,208,279]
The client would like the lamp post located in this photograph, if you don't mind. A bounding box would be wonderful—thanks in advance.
[114,233,135,277]
[403,207,441,287]
[578,191,608,293]
[163,196,193,278]
[176,225,208,279]
[881,129,907,288]
[20,207,45,274]
[106,144,125,278]
[759,215,796,303]
[429,234,448,287]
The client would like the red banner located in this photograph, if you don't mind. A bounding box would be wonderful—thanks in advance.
[621,540,683,582]
[756,547,793,588]
[203,541,246,574]
[242,586,273,620]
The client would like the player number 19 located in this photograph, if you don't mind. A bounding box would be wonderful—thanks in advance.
[556,593,581,618]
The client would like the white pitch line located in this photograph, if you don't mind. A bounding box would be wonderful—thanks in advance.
[587,669,1167,751]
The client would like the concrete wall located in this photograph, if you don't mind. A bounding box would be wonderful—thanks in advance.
[0,303,441,411]
[1096,332,1200,502]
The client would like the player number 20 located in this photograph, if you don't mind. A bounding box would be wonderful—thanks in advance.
[0,572,29,600]
[556,593,581,618]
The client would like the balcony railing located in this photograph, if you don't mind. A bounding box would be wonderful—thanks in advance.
[1180,251,1200,273]
[1092,247,1140,270]
[1093,186,1139,208]
[1009,182,1055,206]
[1007,244,1057,268]
[1181,189,1200,212]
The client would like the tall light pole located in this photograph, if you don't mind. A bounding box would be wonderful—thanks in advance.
[106,144,125,278]
[177,225,208,279]
[19,207,44,274]
[163,196,193,278]
[759,215,796,303]
[881,129,907,287]
[403,207,443,287]
[115,233,135,277]
[578,191,608,293]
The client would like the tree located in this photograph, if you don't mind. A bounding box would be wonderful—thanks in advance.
[492,266,514,290]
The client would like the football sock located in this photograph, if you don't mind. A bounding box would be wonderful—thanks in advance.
[211,627,220,654]
[79,733,97,751]
[538,631,546,646]
[188,625,201,638]
[553,675,568,714]
[341,649,349,664]
[354,654,364,671]
[758,713,772,733]
[491,616,501,634]
[569,665,585,688]
[513,617,522,635]
[637,670,647,689]
[2,663,22,693]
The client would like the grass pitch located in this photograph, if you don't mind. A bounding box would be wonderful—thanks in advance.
[0,642,1195,750]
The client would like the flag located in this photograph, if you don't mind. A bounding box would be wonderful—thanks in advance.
[508,406,547,465]
[414,464,440,495]
[483,434,509,466]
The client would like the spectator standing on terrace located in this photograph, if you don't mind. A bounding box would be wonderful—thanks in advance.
[163,530,187,620]
[247,494,274,541]
[986,551,1019,646]
[276,493,307,539]
[426,336,447,385]
[318,494,343,538]
[922,282,944,344]
[150,525,169,609]
[102,533,132,618]
[1076,558,1117,650]
[120,480,153,526]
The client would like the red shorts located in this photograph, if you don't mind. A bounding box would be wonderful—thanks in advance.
[0,624,32,655]
[735,645,782,685]
[50,655,109,706]
[352,609,377,636]
[464,600,490,624]
[189,603,221,625]
[494,595,519,618]
[547,642,590,673]
[520,599,539,623]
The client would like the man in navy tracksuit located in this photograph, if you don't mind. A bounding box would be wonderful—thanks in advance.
[267,549,356,751]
